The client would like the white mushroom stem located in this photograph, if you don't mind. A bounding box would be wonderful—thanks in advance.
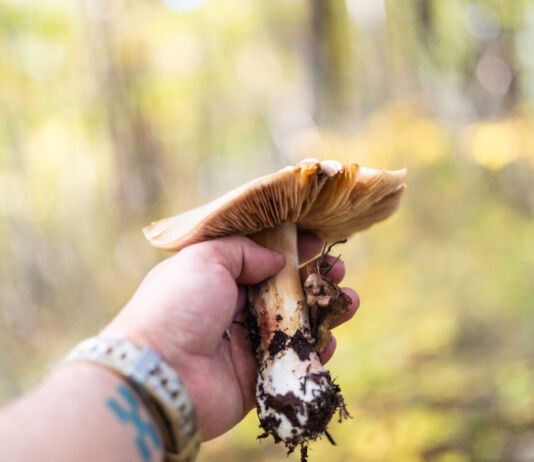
[248,222,340,446]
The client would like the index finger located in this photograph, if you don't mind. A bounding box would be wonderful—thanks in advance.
[297,232,322,264]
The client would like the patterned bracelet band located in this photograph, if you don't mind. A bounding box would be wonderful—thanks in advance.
[63,337,201,462]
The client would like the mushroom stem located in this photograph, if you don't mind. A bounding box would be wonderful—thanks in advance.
[248,223,341,448]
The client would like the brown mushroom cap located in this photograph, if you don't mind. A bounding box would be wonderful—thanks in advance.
[143,159,406,250]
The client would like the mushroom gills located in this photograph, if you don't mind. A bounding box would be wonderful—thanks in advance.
[248,223,346,451]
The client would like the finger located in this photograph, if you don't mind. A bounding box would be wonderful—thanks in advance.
[299,256,345,284]
[228,307,258,411]
[191,235,286,285]
[297,232,322,264]
[234,284,247,316]
[319,335,336,364]
[329,288,360,329]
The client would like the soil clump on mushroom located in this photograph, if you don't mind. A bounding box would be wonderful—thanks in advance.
[305,241,353,353]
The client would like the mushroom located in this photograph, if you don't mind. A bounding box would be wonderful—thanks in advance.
[143,159,406,454]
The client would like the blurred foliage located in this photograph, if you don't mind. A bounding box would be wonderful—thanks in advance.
[1,0,534,460]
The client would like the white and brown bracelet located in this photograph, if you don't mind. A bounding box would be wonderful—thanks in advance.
[64,337,201,462]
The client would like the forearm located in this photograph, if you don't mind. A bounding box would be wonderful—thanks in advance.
[0,362,164,462]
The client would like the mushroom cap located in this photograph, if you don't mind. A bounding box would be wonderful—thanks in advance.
[143,159,406,250]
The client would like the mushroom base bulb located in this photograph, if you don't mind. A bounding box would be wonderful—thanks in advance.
[255,335,346,448]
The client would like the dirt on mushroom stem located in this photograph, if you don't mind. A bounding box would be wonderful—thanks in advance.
[247,223,350,460]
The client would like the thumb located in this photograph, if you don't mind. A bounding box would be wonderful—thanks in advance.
[187,235,286,285]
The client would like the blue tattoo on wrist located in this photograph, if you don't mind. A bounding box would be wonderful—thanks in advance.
[107,385,162,461]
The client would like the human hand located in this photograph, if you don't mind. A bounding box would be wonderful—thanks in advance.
[100,234,359,441]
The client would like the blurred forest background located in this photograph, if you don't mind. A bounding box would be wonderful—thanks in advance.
[1,0,534,460]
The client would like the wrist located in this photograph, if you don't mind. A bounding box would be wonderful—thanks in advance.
[0,362,164,462]
[64,336,201,462]
[60,362,166,462]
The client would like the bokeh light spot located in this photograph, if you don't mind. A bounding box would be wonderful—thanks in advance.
[162,0,207,13]
[465,2,501,41]
[476,54,512,96]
